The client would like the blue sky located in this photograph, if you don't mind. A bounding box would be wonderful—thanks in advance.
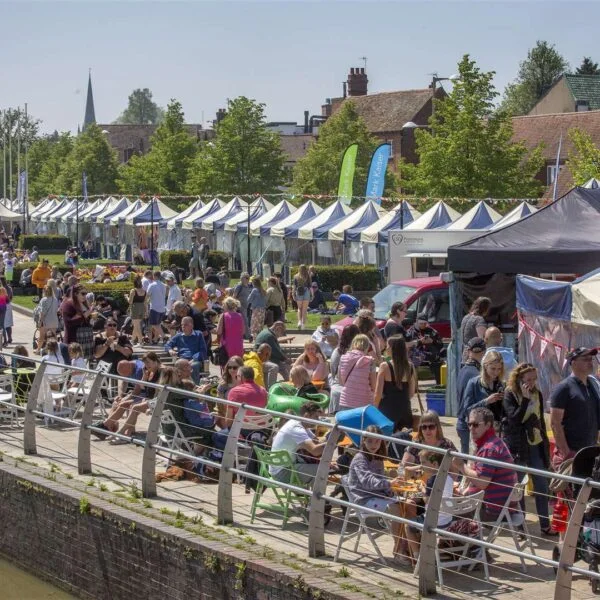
[3,1,600,133]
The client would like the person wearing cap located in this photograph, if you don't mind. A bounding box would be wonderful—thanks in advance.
[550,347,600,468]
[406,313,444,384]
[456,337,486,453]
[308,282,327,312]
[32,258,51,301]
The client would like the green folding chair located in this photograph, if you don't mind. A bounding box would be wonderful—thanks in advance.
[250,447,308,528]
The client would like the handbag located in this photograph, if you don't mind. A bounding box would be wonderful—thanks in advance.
[75,314,95,360]
[211,313,229,367]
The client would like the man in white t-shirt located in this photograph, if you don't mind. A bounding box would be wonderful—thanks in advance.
[141,270,153,292]
[165,274,182,315]
[146,271,167,343]
[269,402,326,484]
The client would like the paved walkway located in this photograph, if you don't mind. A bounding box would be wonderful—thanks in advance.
[1,309,595,599]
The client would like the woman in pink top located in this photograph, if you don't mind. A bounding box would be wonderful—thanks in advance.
[339,334,376,410]
[216,297,245,361]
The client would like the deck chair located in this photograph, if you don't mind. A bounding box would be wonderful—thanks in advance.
[428,490,489,587]
[334,476,391,566]
[483,475,535,573]
[250,447,308,528]
[0,374,18,427]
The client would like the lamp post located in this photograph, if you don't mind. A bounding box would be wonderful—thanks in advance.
[431,73,460,116]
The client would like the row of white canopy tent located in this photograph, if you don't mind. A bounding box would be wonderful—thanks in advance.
[26,194,539,266]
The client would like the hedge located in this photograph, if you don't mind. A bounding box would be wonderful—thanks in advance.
[290,266,380,292]
[18,235,71,251]
[159,250,231,271]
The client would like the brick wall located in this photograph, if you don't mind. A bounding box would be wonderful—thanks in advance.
[0,465,361,600]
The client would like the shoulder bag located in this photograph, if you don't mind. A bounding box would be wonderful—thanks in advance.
[211,313,229,367]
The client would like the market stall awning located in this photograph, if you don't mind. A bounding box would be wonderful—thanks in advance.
[180,197,225,230]
[358,201,421,243]
[249,200,296,236]
[269,200,322,238]
[224,196,273,233]
[404,200,461,230]
[195,197,248,232]
[92,197,131,224]
[166,198,204,228]
[298,200,352,240]
[126,198,178,226]
[107,199,145,225]
[444,201,502,230]
[490,202,537,230]
[328,200,387,242]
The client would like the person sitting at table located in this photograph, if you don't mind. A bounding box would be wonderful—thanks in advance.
[12,345,31,369]
[290,365,319,398]
[404,449,455,563]
[269,401,326,485]
[401,411,459,476]
[254,321,293,382]
[293,339,329,383]
[94,319,133,374]
[311,315,338,359]
[346,425,405,564]
[243,343,276,390]
[164,316,208,384]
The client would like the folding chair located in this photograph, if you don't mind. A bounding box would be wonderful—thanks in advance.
[0,374,18,427]
[430,490,489,587]
[159,409,194,454]
[334,476,391,566]
[483,475,535,573]
[250,447,308,528]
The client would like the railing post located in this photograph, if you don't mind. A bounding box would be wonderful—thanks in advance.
[554,479,592,600]
[308,424,341,557]
[217,406,247,525]
[77,372,108,475]
[141,387,169,498]
[418,450,452,596]
[23,362,47,455]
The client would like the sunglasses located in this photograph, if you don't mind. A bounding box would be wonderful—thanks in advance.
[106,324,117,327]
[467,421,484,429]
[420,423,436,431]
[228,366,239,370]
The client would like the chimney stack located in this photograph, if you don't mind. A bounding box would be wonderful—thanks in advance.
[347,67,368,97]
[216,108,227,123]
[304,110,309,133]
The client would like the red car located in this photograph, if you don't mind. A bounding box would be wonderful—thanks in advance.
[334,276,450,338]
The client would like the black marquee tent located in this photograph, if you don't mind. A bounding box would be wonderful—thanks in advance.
[448,187,600,274]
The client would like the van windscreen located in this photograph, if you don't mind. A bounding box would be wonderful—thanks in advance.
[372,285,416,320]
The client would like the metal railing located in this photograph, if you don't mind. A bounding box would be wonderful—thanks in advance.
[0,351,598,599]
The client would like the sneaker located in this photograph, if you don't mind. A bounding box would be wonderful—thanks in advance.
[108,437,129,445]
[392,554,412,567]
[90,421,110,440]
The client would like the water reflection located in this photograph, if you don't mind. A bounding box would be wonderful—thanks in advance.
[1,558,76,599]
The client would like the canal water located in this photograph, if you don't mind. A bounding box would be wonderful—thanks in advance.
[1,558,77,599]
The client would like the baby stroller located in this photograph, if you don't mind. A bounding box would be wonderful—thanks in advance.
[552,445,600,592]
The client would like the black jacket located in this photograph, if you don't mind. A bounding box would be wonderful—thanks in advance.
[502,389,549,468]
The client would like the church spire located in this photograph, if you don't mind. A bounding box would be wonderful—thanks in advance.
[83,69,96,131]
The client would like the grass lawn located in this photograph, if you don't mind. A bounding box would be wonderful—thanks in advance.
[12,295,37,311]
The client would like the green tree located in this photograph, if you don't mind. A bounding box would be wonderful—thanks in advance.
[55,124,118,194]
[292,101,382,196]
[28,132,74,200]
[402,55,544,198]
[500,40,569,115]
[114,88,164,124]
[118,99,197,194]
[576,57,600,75]
[566,128,600,184]
[186,97,285,194]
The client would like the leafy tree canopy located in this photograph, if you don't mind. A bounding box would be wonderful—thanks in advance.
[576,57,600,75]
[186,96,286,195]
[292,101,390,196]
[55,124,119,195]
[500,40,569,116]
[114,88,164,125]
[566,128,600,185]
[28,133,74,200]
[402,54,544,198]
[118,99,197,194]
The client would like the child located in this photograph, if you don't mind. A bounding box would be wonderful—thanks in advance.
[68,343,87,385]
[405,449,454,561]
[192,278,208,312]
[290,365,319,398]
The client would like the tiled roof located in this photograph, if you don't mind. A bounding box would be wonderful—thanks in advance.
[565,74,600,110]
[339,89,435,133]
[279,134,316,163]
[511,110,600,161]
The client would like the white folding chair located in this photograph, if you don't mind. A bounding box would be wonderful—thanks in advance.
[334,476,391,566]
[235,414,275,475]
[483,475,535,573]
[159,409,194,454]
[0,374,18,427]
[429,490,489,587]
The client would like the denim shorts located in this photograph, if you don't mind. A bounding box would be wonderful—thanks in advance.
[149,309,165,325]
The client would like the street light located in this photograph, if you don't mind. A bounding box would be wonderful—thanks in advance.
[431,73,460,115]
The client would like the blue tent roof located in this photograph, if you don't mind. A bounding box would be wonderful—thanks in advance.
[128,199,177,226]
[405,200,461,230]
[279,203,319,238]
[349,202,417,242]
[233,197,271,233]
[339,201,387,242]
[254,201,295,236]
[516,275,572,321]
[311,201,354,239]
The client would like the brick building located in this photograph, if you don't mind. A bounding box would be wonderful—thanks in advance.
[528,73,600,116]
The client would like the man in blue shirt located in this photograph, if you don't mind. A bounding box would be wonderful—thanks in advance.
[165,316,208,383]
[333,285,359,315]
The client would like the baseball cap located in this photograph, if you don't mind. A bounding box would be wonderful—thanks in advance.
[416,313,429,323]
[567,347,598,363]
[467,337,486,352]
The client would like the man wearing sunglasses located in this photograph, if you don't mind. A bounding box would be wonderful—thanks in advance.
[460,406,517,521]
